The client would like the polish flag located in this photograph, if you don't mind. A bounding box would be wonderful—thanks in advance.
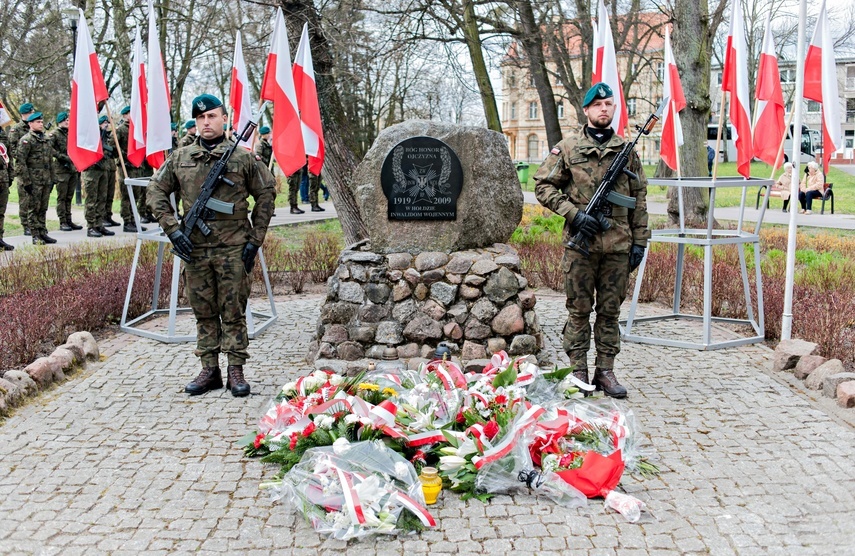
[753,14,786,169]
[292,23,325,175]
[594,0,628,136]
[660,26,686,171]
[804,0,842,173]
[145,0,171,169]
[591,18,601,82]
[68,9,108,172]
[260,8,305,176]
[0,100,11,127]
[721,1,753,178]
[230,31,253,150]
[127,27,148,168]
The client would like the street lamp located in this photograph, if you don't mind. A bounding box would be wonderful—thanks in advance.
[61,7,82,205]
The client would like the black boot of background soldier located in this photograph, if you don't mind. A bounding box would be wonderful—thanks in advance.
[185,366,223,395]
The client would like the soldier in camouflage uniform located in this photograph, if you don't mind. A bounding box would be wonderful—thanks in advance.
[99,116,120,228]
[148,94,276,398]
[48,111,83,232]
[114,106,148,233]
[179,120,197,147]
[81,118,117,238]
[9,103,35,235]
[534,83,650,399]
[16,112,57,245]
[0,126,13,250]
[256,126,299,214]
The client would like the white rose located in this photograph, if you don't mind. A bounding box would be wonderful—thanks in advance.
[281,381,297,394]
[332,437,352,455]
[313,370,329,380]
[329,374,344,386]
[344,414,360,425]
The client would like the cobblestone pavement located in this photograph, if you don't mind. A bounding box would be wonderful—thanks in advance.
[1,293,854,555]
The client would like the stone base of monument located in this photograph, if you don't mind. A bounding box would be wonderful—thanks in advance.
[307,241,543,371]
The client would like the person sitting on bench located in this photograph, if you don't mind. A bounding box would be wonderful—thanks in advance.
[773,162,793,212]
[798,161,824,215]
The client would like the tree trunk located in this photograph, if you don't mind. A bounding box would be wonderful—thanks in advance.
[515,0,562,147]
[279,0,367,245]
[462,0,502,132]
[671,2,715,228]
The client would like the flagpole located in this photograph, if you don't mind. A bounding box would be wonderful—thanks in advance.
[711,91,727,180]
[782,0,808,340]
[105,104,129,180]
[673,101,686,235]
[770,110,796,180]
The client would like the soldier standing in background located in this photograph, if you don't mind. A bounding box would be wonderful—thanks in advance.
[115,106,147,233]
[9,103,35,236]
[534,83,650,399]
[147,94,276,398]
[308,171,325,212]
[99,116,120,228]
[256,126,299,214]
[81,117,117,238]
[16,112,57,245]
[179,120,197,147]
[0,125,13,250]
[49,111,83,232]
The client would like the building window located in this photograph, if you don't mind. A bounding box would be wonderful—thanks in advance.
[845,130,854,149]
[807,100,821,113]
[627,98,637,116]
[657,62,664,81]
[530,73,536,87]
[527,134,539,160]
[780,68,795,83]
[528,101,538,119]
[510,102,517,119]
[556,101,564,119]
[717,72,723,85]
[508,71,516,88]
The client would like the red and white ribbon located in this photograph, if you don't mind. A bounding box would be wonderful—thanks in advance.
[395,492,437,527]
[472,404,545,470]
[405,430,446,447]
[336,467,366,525]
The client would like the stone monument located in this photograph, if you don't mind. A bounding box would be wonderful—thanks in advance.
[308,120,542,371]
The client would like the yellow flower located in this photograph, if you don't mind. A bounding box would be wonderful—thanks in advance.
[382,387,398,397]
[357,383,380,392]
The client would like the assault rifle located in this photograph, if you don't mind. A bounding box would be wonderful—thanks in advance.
[566,97,668,256]
[171,101,268,263]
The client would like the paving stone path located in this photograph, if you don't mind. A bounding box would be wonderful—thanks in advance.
[1,292,854,555]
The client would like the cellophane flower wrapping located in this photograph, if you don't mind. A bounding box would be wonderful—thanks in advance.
[270,440,436,540]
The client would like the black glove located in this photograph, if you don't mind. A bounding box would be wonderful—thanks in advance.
[241,242,260,274]
[595,212,611,232]
[629,244,646,272]
[23,184,33,195]
[570,211,600,239]
[168,230,194,259]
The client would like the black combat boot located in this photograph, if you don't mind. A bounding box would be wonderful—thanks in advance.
[68,221,83,230]
[592,368,628,399]
[123,222,147,233]
[87,228,103,238]
[0,238,13,251]
[290,205,305,214]
[98,226,115,236]
[24,227,31,236]
[226,365,251,397]
[60,222,73,232]
[103,217,120,227]
[185,366,223,395]
[310,204,325,212]
[40,233,57,244]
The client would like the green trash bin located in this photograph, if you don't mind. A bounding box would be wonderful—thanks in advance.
[516,162,530,184]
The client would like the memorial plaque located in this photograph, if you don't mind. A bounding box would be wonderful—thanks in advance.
[380,136,463,220]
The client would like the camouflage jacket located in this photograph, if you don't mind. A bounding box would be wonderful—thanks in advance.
[17,130,55,188]
[115,121,152,178]
[148,139,277,248]
[8,120,29,174]
[534,128,650,253]
[179,133,197,148]
[254,138,272,168]
[48,127,75,174]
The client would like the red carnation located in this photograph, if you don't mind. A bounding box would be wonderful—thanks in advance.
[253,433,265,449]
[302,422,317,437]
[289,433,299,450]
[483,420,500,440]
[456,410,466,424]
[494,394,508,405]
[411,450,426,463]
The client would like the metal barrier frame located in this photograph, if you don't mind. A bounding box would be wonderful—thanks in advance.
[620,176,774,350]
[119,177,277,343]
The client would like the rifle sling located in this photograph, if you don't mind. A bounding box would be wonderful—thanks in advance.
[575,203,629,217]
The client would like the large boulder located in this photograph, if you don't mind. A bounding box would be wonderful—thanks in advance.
[804,359,845,390]
[350,120,523,253]
[772,339,819,372]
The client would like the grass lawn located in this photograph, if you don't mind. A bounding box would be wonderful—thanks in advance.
[519,161,854,214]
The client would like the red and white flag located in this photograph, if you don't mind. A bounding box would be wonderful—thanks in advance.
[145,0,171,169]
[0,100,11,127]
[753,14,786,169]
[127,27,148,168]
[68,9,108,172]
[721,1,753,178]
[591,18,601,83]
[230,31,253,150]
[260,8,305,176]
[804,0,842,173]
[660,25,686,172]
[293,23,325,175]
[594,0,628,136]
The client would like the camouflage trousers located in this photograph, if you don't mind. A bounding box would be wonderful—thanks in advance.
[561,249,630,371]
[25,180,53,237]
[55,171,79,224]
[82,168,108,229]
[184,245,252,367]
[0,167,8,237]
[286,173,299,206]
[308,173,322,205]
[116,174,133,224]
[16,181,31,230]
[103,168,116,221]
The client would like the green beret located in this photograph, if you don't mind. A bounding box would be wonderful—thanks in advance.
[19,102,34,114]
[259,126,270,135]
[26,112,43,122]
[98,115,108,124]
[191,94,223,117]
[184,120,196,130]
[56,111,68,124]
[171,122,178,131]
[120,105,131,115]
[583,82,614,108]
